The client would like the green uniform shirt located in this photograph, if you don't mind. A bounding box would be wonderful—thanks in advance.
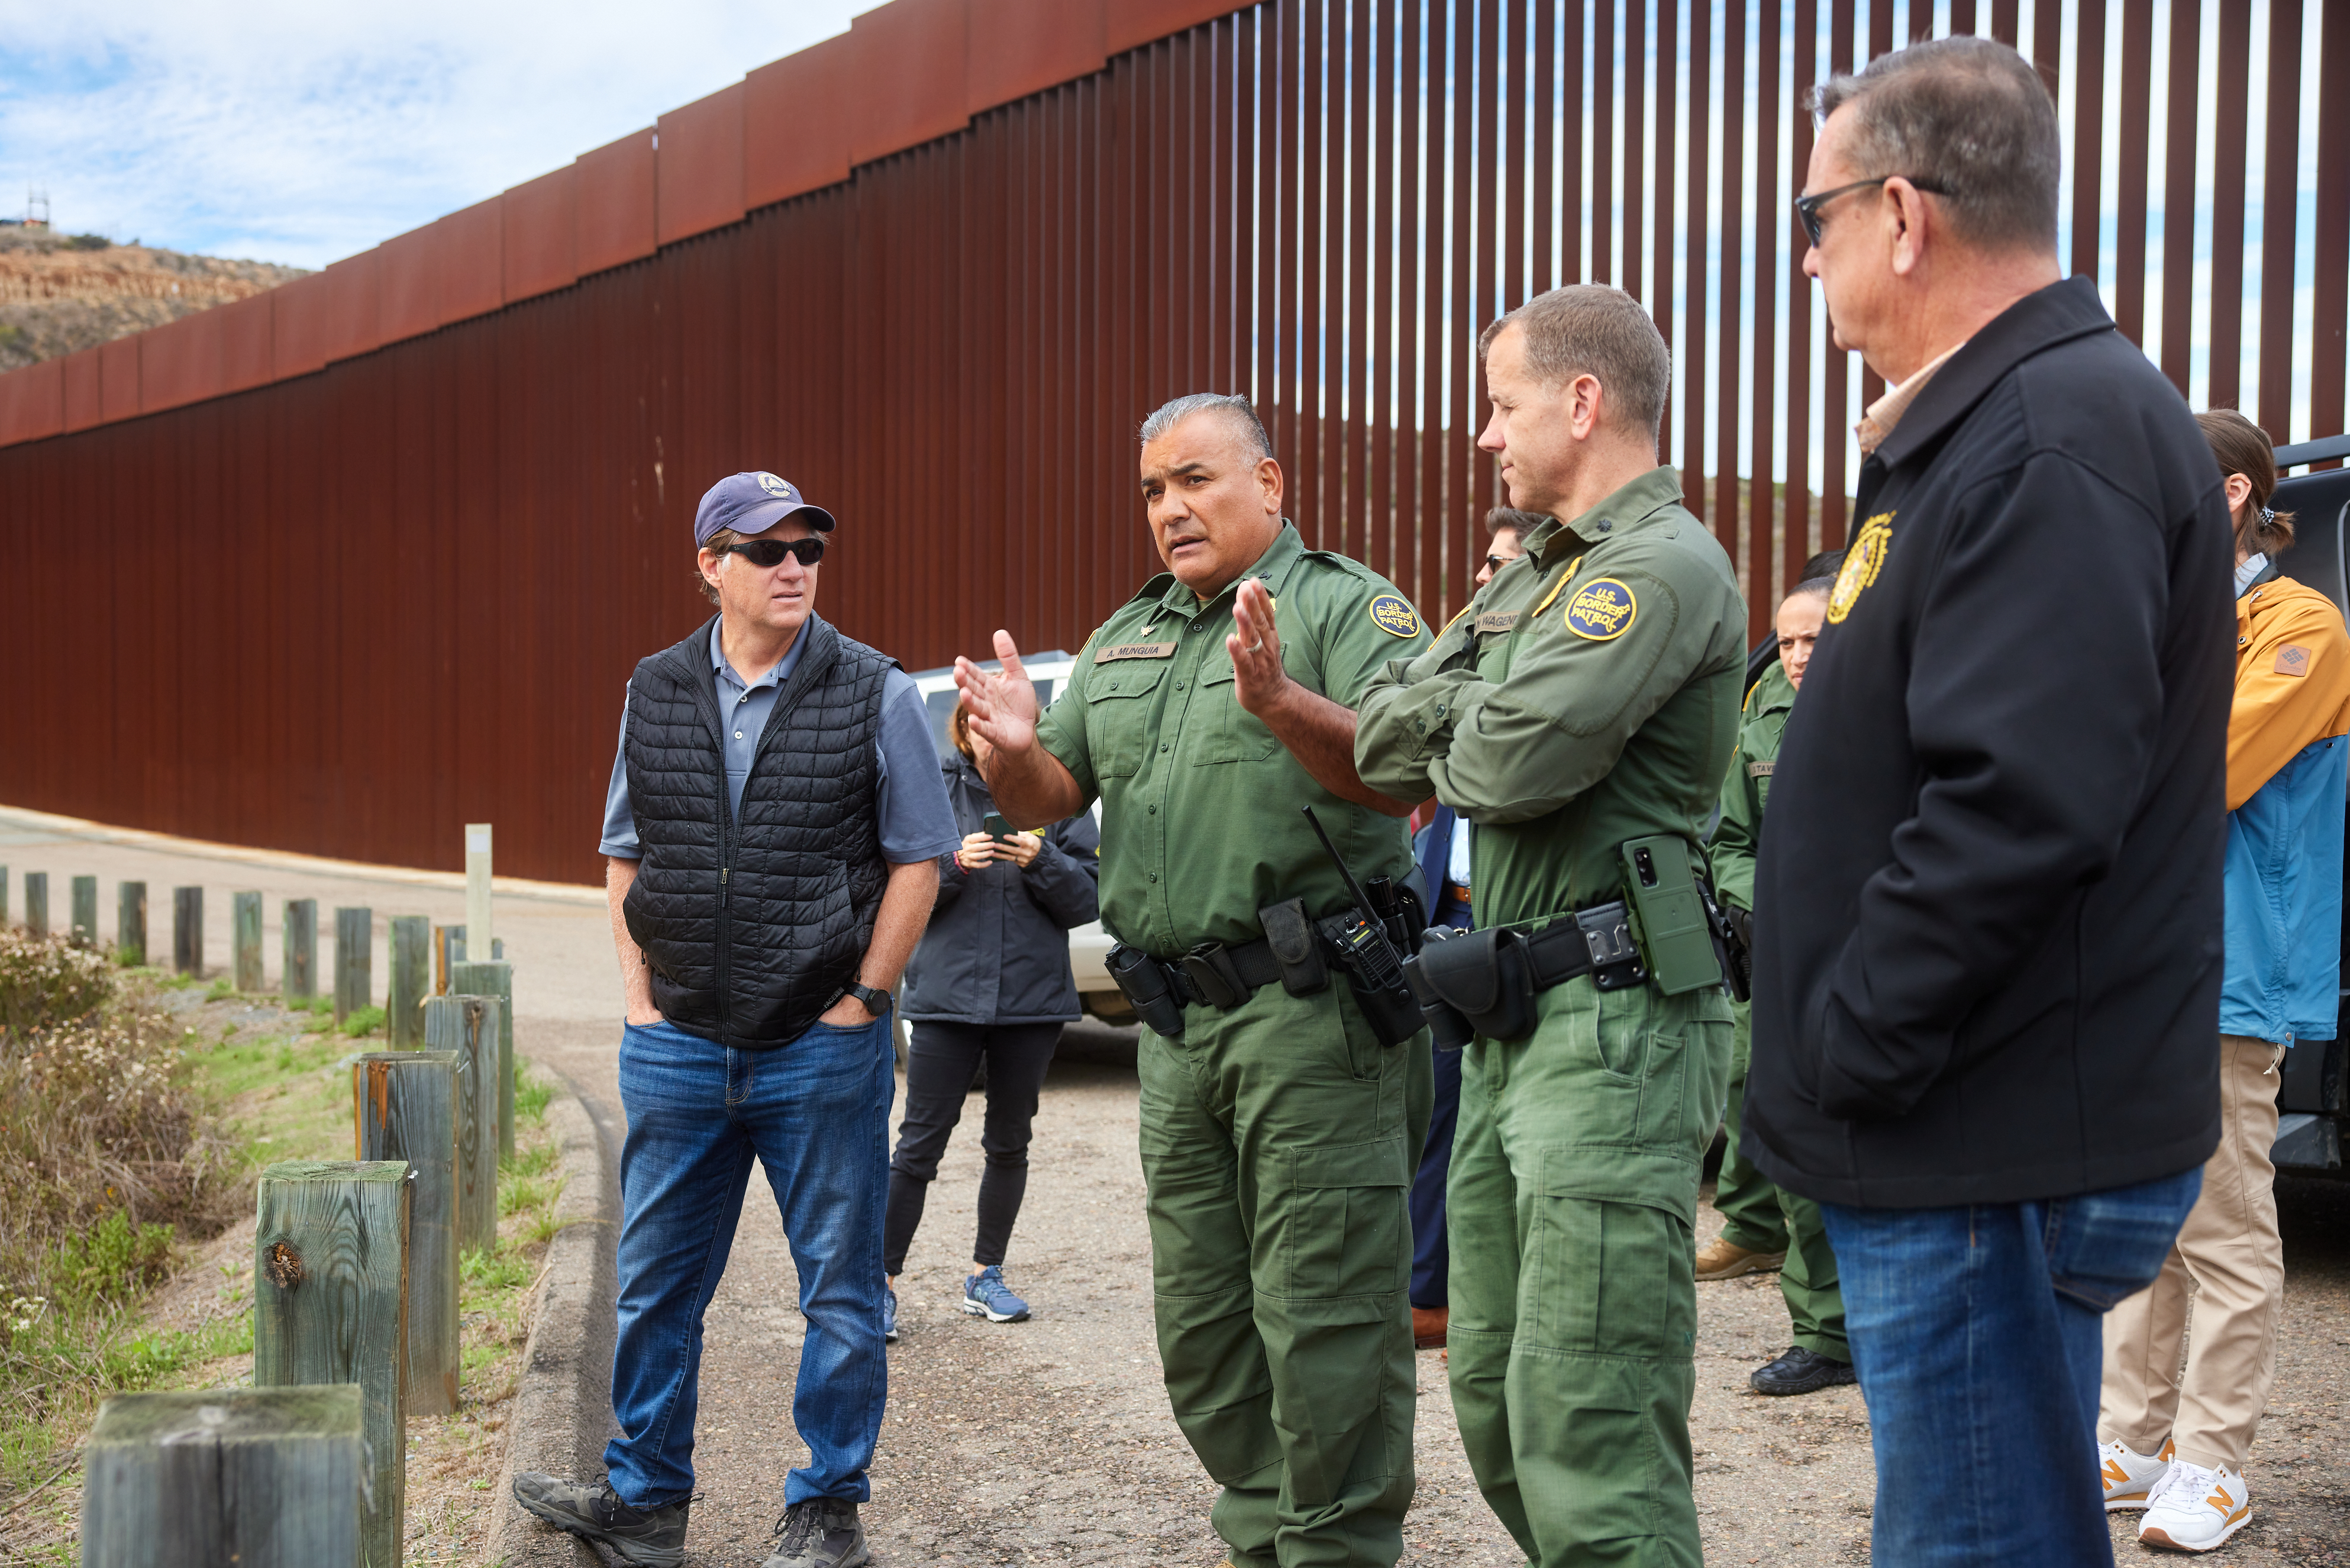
[1355,467,1746,931]
[1035,520,1433,957]
[1707,660,1794,914]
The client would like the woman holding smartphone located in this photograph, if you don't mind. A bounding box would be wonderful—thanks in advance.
[885,698,1102,1338]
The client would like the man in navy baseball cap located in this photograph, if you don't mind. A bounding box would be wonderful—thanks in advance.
[694,470,838,546]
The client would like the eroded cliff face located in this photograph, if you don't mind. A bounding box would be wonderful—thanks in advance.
[0,233,306,372]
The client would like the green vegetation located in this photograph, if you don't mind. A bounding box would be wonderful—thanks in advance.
[0,933,243,1498]
[0,927,568,1546]
[338,1004,386,1038]
[64,234,111,251]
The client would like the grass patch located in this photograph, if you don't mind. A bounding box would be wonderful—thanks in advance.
[1,935,573,1548]
[338,1004,386,1039]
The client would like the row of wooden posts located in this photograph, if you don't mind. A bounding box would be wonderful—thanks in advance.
[3,867,519,1170]
[85,990,504,1568]
[63,828,521,1566]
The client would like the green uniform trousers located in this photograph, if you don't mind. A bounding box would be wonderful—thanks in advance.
[1715,1002,1848,1361]
[1712,1003,1788,1252]
[1138,980,1433,1568]
[1448,976,1732,1568]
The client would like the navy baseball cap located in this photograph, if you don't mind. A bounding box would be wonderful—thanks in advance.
[694,472,838,547]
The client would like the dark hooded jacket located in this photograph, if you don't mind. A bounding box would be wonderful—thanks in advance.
[900,750,1102,1024]
[1745,276,2232,1208]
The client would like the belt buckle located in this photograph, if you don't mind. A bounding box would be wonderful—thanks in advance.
[1576,902,1648,992]
[1180,944,1248,1009]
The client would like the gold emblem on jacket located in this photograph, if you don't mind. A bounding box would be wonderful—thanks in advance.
[1828,513,1894,624]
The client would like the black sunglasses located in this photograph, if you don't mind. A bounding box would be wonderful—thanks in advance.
[1794,175,1949,246]
[719,536,825,568]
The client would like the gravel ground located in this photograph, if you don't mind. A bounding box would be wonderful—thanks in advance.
[10,808,2346,1566]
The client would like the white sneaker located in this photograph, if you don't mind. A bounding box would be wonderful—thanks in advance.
[2100,1436,2174,1511]
[2139,1460,2252,1552]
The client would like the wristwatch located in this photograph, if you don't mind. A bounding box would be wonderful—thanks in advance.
[834,982,891,1016]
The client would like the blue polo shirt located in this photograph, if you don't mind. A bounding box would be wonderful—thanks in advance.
[599,619,957,865]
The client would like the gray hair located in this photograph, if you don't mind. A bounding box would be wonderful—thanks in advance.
[1138,393,1273,463]
[1477,285,1672,440]
[1809,36,2060,256]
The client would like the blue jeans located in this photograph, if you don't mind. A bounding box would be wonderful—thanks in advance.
[605,1014,895,1509]
[1822,1168,2201,1568]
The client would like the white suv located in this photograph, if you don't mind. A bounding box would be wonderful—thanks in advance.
[907,657,1130,1024]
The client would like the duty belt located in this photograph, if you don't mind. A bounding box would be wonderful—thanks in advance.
[1520,900,1647,993]
[1144,934,1286,1011]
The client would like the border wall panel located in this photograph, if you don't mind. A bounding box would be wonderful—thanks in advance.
[0,0,2340,882]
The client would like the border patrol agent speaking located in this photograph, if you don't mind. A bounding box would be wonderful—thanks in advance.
[1356,286,1746,1568]
[955,393,1434,1568]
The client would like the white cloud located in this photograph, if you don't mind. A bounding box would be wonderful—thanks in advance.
[0,0,867,269]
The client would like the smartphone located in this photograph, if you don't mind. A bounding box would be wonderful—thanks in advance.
[983,812,1019,846]
[1619,835,1724,996]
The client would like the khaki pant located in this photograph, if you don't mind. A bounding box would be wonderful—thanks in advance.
[2099,1034,2288,1471]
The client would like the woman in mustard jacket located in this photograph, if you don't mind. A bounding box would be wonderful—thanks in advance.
[2099,411,2350,1551]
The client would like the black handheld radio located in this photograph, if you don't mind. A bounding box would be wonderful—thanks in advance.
[1301,807,1426,1047]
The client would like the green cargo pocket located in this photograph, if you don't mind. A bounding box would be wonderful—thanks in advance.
[1193,660,1281,764]
[1082,661,1166,778]
[1280,1137,1409,1301]
[1523,1166,1696,1365]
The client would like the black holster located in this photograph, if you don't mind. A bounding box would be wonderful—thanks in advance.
[1409,927,1538,1043]
[1107,942,1186,1038]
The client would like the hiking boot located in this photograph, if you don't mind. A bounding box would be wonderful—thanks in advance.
[1749,1346,1857,1396]
[1695,1234,1786,1280]
[2102,1436,2175,1511]
[2140,1461,2252,1551]
[962,1264,1031,1322]
[1412,1305,1448,1350]
[511,1472,688,1567]
[882,1286,899,1344]
[763,1498,870,1568]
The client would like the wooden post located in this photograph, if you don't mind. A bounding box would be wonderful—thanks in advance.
[118,882,147,966]
[1,864,8,924]
[424,995,501,1251]
[284,899,318,1000]
[173,886,203,975]
[491,937,504,960]
[463,824,492,971]
[81,1386,364,1568]
[354,1051,461,1417]
[25,871,47,937]
[71,875,99,947]
[388,917,430,1048]
[431,924,465,995]
[450,960,516,1158]
[234,892,265,992]
[253,1160,409,1568]
[334,907,372,1023]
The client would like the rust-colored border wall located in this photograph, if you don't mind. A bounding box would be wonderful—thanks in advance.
[0,0,2340,884]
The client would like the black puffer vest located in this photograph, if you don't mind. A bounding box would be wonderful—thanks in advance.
[621,614,895,1048]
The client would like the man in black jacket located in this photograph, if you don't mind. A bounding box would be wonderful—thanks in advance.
[1747,38,2229,1567]
[514,472,958,1568]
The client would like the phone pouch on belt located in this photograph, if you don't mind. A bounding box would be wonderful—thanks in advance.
[1258,898,1330,996]
[1413,927,1537,1043]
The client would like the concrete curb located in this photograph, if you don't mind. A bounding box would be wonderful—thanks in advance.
[495,1062,623,1566]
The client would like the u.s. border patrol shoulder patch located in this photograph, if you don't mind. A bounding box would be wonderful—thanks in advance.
[1563,578,1638,641]
[1367,593,1423,638]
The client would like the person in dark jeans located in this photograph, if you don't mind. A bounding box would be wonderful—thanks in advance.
[512,472,958,1568]
[885,698,1100,1337]
[1749,40,2226,1567]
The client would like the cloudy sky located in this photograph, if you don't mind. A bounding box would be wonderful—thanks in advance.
[0,0,866,269]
